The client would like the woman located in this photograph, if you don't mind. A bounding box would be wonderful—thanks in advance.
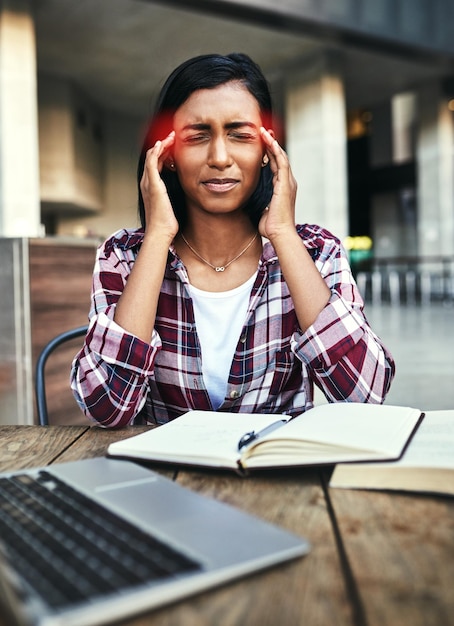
[71,52,395,427]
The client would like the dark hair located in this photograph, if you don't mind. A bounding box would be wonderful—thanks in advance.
[137,53,274,230]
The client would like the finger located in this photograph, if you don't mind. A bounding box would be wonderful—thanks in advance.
[155,130,175,159]
[262,128,289,162]
[156,131,176,172]
[146,131,175,162]
[260,128,290,178]
[260,126,275,146]
[143,132,173,179]
[259,129,278,178]
[260,127,281,155]
[260,127,275,160]
[141,142,166,194]
[141,142,161,180]
[161,130,175,149]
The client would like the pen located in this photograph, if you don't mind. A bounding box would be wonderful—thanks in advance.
[237,419,288,451]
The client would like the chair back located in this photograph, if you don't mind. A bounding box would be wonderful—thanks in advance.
[35,325,88,425]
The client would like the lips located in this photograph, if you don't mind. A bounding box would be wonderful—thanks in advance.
[202,178,239,193]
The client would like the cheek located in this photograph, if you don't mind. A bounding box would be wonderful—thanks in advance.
[242,153,263,185]
[174,152,199,184]
[175,145,204,170]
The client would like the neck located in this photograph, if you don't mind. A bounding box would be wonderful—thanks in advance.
[181,214,256,257]
[181,231,258,273]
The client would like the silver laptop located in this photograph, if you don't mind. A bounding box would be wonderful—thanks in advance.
[0,457,309,626]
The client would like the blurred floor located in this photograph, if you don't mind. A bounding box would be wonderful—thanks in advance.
[365,302,454,411]
[314,302,454,411]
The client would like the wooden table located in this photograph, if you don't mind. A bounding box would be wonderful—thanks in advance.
[1,425,453,626]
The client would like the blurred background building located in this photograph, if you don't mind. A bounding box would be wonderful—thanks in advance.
[1,0,454,423]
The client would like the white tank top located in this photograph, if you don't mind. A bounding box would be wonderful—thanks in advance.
[188,272,257,409]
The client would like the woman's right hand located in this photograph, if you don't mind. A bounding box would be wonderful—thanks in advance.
[140,131,179,241]
[114,131,179,341]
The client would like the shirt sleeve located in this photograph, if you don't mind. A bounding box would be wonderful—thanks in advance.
[70,234,162,427]
[290,227,396,404]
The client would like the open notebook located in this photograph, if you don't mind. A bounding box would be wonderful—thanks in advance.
[0,457,309,626]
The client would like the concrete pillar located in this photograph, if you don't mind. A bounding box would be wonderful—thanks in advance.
[0,0,41,236]
[284,53,348,241]
[416,82,454,257]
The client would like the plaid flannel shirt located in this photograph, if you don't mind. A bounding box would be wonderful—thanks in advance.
[71,224,395,427]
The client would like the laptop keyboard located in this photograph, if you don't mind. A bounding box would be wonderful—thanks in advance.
[0,470,202,609]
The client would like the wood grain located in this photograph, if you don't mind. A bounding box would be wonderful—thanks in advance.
[56,426,152,462]
[330,487,454,626]
[0,426,88,472]
[55,426,177,481]
[29,239,97,425]
[141,468,353,626]
[2,426,453,626]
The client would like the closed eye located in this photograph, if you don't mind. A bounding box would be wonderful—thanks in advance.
[183,134,209,143]
[230,132,256,141]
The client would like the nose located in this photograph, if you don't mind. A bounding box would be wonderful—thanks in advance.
[207,136,232,169]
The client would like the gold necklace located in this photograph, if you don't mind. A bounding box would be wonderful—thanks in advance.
[180,232,258,272]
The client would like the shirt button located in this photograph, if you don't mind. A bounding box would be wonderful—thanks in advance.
[229,390,240,399]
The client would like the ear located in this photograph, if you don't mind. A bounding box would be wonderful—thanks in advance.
[165,158,176,172]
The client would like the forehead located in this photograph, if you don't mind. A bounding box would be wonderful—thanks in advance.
[174,81,261,127]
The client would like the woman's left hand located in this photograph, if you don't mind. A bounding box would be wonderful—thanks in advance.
[258,127,298,243]
[258,128,331,331]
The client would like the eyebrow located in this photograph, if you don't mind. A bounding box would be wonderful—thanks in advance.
[181,121,258,132]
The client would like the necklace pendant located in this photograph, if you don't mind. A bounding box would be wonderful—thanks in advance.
[215,266,225,272]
